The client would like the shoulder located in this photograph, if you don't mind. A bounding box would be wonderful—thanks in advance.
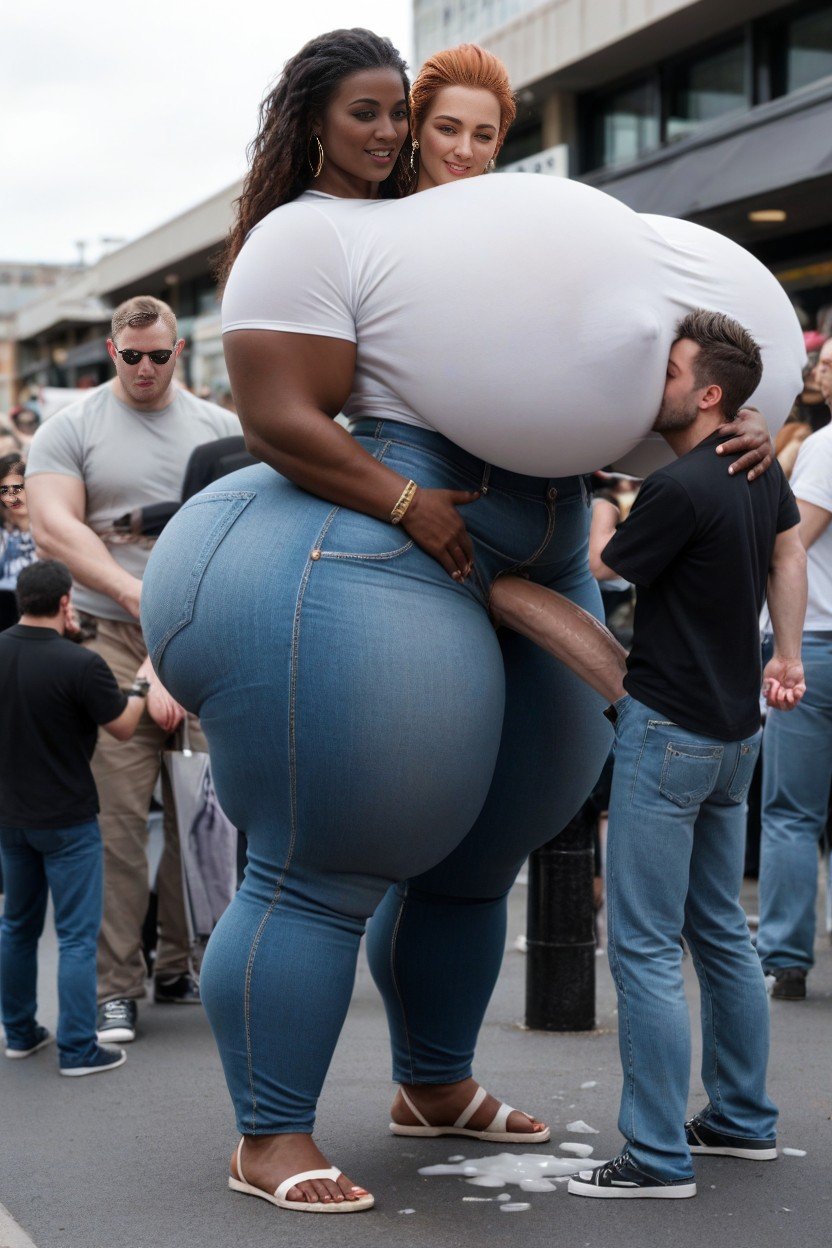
[170,389,239,433]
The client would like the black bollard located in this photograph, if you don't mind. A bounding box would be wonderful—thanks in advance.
[525,808,596,1031]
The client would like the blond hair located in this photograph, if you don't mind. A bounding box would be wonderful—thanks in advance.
[111,296,177,343]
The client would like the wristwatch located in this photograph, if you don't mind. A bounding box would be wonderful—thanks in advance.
[125,677,151,699]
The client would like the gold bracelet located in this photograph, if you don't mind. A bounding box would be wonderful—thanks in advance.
[390,479,418,525]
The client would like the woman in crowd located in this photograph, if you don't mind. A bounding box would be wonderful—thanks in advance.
[142,29,771,1216]
[0,455,37,629]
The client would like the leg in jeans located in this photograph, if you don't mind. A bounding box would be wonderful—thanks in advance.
[682,738,777,1141]
[606,699,701,1182]
[36,821,104,1068]
[757,634,832,972]
[0,829,48,1048]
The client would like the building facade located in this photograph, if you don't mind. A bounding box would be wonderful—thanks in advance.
[415,0,832,332]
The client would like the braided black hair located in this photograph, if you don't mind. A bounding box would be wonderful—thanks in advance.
[220,28,411,285]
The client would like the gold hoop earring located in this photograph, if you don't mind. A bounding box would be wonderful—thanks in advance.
[307,134,324,179]
[410,139,419,173]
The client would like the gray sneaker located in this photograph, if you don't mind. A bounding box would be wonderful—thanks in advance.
[97,998,137,1043]
[61,1044,127,1077]
[770,967,807,1000]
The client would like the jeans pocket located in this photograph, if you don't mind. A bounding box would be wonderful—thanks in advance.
[659,743,723,807]
[143,491,256,669]
[727,735,762,804]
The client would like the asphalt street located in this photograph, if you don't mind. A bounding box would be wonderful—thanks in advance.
[1,873,829,1248]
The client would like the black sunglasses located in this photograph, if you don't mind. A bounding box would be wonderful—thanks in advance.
[116,348,175,365]
[0,484,25,497]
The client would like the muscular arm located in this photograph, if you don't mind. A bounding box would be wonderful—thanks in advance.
[26,474,142,618]
[797,498,832,550]
[716,407,774,480]
[588,498,621,582]
[224,330,478,579]
[490,576,626,704]
[763,525,808,710]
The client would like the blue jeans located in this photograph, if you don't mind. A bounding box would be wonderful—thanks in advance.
[607,696,776,1180]
[0,820,103,1068]
[140,419,611,1135]
[758,632,832,971]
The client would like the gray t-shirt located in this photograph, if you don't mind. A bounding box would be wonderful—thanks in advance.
[26,383,239,621]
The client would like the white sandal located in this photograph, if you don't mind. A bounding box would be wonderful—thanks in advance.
[390,1086,551,1144]
[228,1139,374,1213]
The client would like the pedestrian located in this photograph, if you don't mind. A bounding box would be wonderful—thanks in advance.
[568,310,807,1199]
[25,296,239,1047]
[0,561,152,1075]
[0,455,37,630]
[140,30,773,1216]
[8,406,40,458]
[757,333,832,999]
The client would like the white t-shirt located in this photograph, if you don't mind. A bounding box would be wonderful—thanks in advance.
[26,383,239,621]
[790,423,832,630]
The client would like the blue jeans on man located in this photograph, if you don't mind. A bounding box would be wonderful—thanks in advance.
[0,819,103,1068]
[606,696,777,1181]
[758,632,832,972]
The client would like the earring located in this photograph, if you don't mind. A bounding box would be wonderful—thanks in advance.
[486,157,496,173]
[410,139,419,173]
[307,134,324,179]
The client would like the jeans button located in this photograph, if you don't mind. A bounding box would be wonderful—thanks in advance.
[547,486,558,502]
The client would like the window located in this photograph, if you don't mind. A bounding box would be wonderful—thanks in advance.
[591,78,659,170]
[666,40,748,143]
[784,7,832,93]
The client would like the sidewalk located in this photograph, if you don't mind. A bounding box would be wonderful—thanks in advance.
[1,874,829,1248]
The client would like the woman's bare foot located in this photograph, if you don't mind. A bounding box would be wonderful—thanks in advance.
[230,1134,370,1206]
[391,1076,547,1136]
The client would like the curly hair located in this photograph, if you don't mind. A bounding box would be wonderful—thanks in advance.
[219,28,411,285]
[410,44,516,150]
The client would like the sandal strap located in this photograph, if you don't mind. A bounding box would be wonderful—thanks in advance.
[486,1101,516,1134]
[400,1087,431,1128]
[236,1138,247,1185]
[454,1085,488,1129]
[275,1166,341,1201]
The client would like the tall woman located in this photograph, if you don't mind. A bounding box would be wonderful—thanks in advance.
[141,30,769,1215]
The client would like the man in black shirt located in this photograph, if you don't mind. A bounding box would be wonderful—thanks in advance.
[569,311,807,1201]
[0,562,149,1076]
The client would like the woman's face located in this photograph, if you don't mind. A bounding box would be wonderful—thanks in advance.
[314,68,409,198]
[415,85,501,192]
[0,473,27,522]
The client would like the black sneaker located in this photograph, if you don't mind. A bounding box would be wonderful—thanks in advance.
[61,1044,127,1078]
[568,1152,696,1199]
[685,1113,777,1160]
[769,967,807,1000]
[4,1025,54,1060]
[97,998,137,1043]
[154,973,201,1005]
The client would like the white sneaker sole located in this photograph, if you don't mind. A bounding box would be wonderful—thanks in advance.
[689,1144,777,1160]
[5,1035,54,1059]
[61,1050,127,1077]
[96,1028,135,1044]
[568,1178,697,1199]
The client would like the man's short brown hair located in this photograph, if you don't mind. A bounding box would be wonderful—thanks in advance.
[675,309,763,421]
[111,296,177,343]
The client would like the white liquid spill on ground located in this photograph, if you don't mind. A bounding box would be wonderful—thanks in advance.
[419,1150,602,1191]
[520,1179,557,1192]
[580,1081,598,1089]
[398,1208,416,1215]
[500,1203,531,1212]
[782,1148,807,1157]
[566,1120,599,1133]
[448,1155,464,1162]
[559,1143,594,1157]
[496,1193,511,1202]
[462,1197,493,1202]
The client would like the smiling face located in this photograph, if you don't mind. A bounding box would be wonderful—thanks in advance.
[0,472,27,523]
[107,318,184,411]
[313,68,409,199]
[415,84,501,191]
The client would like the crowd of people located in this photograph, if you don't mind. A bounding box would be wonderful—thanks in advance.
[0,23,829,1228]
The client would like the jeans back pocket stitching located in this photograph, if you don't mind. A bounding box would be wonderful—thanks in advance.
[659,744,723,807]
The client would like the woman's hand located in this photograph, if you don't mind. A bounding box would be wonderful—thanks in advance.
[401,487,480,581]
[715,407,774,480]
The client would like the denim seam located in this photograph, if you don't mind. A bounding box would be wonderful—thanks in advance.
[315,442,414,561]
[606,863,635,1143]
[240,506,337,1134]
[627,722,654,807]
[684,933,723,1117]
[502,489,557,576]
[389,887,416,1084]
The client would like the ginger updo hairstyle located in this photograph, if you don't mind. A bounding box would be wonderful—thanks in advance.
[409,43,517,154]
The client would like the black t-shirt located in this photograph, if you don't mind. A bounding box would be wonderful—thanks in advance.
[602,431,800,740]
[0,625,127,829]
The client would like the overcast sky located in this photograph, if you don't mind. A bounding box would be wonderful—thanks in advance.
[3,1,413,266]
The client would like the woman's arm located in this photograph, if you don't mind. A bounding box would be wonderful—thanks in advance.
[224,330,479,580]
[489,575,627,704]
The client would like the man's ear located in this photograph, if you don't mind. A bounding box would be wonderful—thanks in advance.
[699,383,723,412]
[106,338,118,364]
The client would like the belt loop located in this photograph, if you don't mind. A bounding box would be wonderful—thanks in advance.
[480,464,491,496]
[373,419,384,439]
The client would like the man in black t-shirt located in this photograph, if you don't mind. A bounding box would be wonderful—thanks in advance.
[569,311,808,1201]
[0,562,149,1076]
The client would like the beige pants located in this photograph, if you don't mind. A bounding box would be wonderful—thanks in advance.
[86,617,206,1003]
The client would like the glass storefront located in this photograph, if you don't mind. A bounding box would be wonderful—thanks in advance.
[784,7,832,93]
[666,41,748,142]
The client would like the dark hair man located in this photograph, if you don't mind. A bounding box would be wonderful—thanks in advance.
[24,296,240,1044]
[569,310,807,1200]
[757,332,832,999]
[0,561,150,1075]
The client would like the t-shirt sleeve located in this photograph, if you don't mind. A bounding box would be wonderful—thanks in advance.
[82,653,128,725]
[25,409,85,481]
[222,204,356,342]
[602,474,696,587]
[775,467,801,533]
[790,431,832,516]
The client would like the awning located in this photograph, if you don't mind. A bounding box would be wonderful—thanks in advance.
[63,338,109,369]
[584,82,832,218]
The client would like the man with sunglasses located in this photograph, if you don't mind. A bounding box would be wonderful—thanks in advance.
[25,296,239,1046]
